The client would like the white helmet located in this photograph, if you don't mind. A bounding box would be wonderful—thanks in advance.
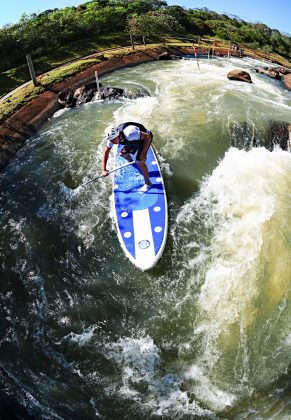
[104,125,119,141]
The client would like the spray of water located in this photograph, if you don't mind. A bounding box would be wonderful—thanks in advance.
[175,147,291,409]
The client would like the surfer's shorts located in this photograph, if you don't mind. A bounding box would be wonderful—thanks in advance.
[120,134,152,161]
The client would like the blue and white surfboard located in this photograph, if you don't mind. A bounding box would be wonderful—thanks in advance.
[113,145,168,271]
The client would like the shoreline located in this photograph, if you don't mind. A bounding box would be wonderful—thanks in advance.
[0,47,163,171]
[0,46,289,171]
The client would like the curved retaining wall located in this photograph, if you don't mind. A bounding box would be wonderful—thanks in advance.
[0,46,183,170]
[0,46,288,170]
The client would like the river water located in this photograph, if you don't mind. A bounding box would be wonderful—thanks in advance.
[0,57,291,419]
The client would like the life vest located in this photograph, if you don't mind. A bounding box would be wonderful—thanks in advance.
[117,122,147,145]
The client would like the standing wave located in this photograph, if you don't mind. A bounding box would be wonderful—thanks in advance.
[173,147,291,412]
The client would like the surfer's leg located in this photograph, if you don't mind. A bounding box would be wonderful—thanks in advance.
[137,161,152,187]
[136,141,152,187]
[120,147,133,162]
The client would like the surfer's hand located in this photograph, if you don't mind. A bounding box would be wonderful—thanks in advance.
[139,155,146,162]
[102,170,109,177]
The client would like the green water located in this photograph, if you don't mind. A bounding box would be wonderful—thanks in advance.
[0,57,291,419]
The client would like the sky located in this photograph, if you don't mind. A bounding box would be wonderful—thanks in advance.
[0,0,290,34]
[167,0,291,34]
[0,0,85,27]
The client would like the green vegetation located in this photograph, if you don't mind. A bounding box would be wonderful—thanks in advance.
[0,33,129,95]
[0,84,43,124]
[0,56,101,124]
[126,9,183,47]
[0,45,159,124]
[1,0,290,75]
[0,0,290,121]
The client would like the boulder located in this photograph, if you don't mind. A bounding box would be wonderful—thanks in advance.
[255,67,282,80]
[74,84,96,105]
[157,52,181,60]
[57,83,133,107]
[255,68,268,76]
[98,86,125,100]
[158,52,171,60]
[228,121,257,149]
[283,73,291,90]
[265,121,289,151]
[58,88,75,107]
[278,67,291,75]
[227,70,252,83]
[228,120,291,152]
[268,67,282,80]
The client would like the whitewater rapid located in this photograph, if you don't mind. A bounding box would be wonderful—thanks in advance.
[0,56,290,418]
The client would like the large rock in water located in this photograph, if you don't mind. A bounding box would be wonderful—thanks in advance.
[265,121,290,151]
[228,121,257,149]
[57,82,141,107]
[255,67,282,80]
[227,70,252,83]
[228,120,291,151]
[284,73,291,90]
[158,52,171,60]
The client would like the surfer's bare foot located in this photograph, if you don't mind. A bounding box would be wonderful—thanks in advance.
[139,183,152,193]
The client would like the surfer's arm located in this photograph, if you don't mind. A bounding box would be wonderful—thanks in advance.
[102,147,111,176]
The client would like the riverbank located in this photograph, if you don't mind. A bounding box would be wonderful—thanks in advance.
[0,45,289,171]
[0,46,165,171]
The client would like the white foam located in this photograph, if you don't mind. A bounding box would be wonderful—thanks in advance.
[174,146,291,395]
[52,108,71,119]
[104,336,213,416]
[195,147,291,321]
[184,364,236,411]
[58,324,98,347]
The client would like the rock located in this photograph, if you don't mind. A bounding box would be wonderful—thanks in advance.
[227,70,252,83]
[228,121,257,149]
[75,84,96,105]
[268,67,282,80]
[228,120,291,152]
[57,83,133,107]
[255,68,268,76]
[265,121,289,151]
[283,73,291,90]
[278,67,291,75]
[158,52,171,60]
[255,67,282,80]
[99,86,125,100]
[157,52,181,60]
[58,88,75,107]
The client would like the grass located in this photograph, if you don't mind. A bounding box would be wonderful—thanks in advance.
[0,33,129,97]
[0,44,162,125]
[0,57,101,125]
[241,46,291,67]
[39,58,100,85]
[0,83,44,124]
[0,36,290,126]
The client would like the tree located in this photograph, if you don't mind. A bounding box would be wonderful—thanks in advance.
[262,44,273,59]
[126,10,183,48]
[147,10,183,43]
[126,13,154,46]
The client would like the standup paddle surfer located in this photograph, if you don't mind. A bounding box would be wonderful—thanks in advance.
[102,122,153,192]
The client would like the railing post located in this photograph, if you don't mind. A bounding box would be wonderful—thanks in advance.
[26,54,38,87]
[95,71,101,99]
